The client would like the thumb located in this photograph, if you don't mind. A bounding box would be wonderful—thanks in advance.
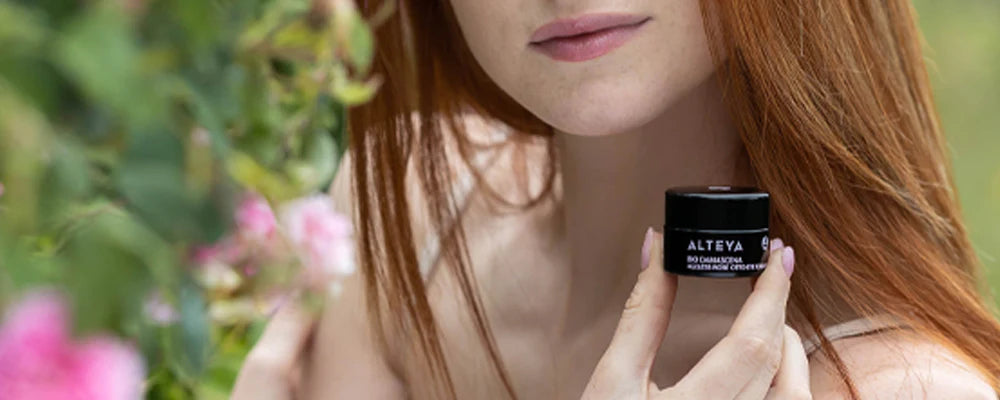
[598,228,678,378]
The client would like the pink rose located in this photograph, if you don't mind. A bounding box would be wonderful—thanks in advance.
[0,291,145,400]
[190,192,274,267]
[191,236,244,266]
[235,192,277,243]
[280,195,356,283]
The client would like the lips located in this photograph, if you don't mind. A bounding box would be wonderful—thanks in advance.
[529,13,651,62]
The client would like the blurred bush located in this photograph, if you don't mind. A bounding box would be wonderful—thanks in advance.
[0,0,382,397]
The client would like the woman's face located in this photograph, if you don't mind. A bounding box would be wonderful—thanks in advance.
[448,0,716,136]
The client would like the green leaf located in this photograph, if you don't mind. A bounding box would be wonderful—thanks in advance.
[0,231,63,299]
[0,86,50,233]
[173,281,210,379]
[38,140,94,228]
[61,210,154,336]
[52,5,162,129]
[346,11,374,74]
[272,20,326,54]
[114,127,228,244]
[115,161,193,237]
[331,77,380,106]
[238,0,311,51]
[286,128,337,192]
[226,151,298,201]
[0,3,46,53]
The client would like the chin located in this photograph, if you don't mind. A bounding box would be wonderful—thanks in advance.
[524,83,684,137]
[543,106,656,137]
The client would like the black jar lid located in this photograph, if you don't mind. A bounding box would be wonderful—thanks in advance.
[664,186,769,231]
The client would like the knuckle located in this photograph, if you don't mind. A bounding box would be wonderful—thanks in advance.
[623,285,646,315]
[732,334,781,372]
[734,334,769,357]
[623,282,667,317]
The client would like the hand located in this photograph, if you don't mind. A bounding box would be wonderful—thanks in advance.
[582,229,811,399]
[231,297,316,400]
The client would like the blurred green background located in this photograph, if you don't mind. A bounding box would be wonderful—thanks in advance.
[913,0,1000,307]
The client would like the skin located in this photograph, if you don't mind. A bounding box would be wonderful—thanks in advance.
[232,0,998,398]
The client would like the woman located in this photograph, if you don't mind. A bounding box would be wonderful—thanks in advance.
[233,0,1000,398]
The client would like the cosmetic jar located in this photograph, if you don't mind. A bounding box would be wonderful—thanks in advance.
[663,186,770,278]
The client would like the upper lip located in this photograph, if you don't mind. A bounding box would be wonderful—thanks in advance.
[529,13,650,44]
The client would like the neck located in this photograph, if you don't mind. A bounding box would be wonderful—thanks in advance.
[553,76,757,332]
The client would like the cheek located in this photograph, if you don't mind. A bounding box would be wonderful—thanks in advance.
[447,0,524,80]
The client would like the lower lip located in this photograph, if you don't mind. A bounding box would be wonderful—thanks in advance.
[529,18,649,62]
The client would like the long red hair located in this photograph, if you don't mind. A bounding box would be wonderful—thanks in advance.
[346,0,1000,398]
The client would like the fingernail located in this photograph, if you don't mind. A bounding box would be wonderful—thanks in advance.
[782,246,795,278]
[640,227,653,270]
[770,237,784,252]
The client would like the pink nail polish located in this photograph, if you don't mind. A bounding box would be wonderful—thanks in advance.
[640,227,653,270]
[770,237,784,252]
[782,246,795,277]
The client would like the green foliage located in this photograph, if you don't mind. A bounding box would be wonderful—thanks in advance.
[0,0,378,396]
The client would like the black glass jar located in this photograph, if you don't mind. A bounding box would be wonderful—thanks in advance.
[663,186,770,278]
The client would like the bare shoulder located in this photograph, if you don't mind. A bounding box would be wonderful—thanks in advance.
[402,112,556,278]
[305,114,553,398]
[808,329,997,399]
[323,113,506,275]
[431,112,555,211]
[331,111,552,236]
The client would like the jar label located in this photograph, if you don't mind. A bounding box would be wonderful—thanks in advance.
[664,229,769,276]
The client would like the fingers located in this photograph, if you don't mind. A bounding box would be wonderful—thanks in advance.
[730,240,796,399]
[764,325,813,400]
[731,239,792,340]
[672,239,794,398]
[590,228,678,387]
[232,298,316,400]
